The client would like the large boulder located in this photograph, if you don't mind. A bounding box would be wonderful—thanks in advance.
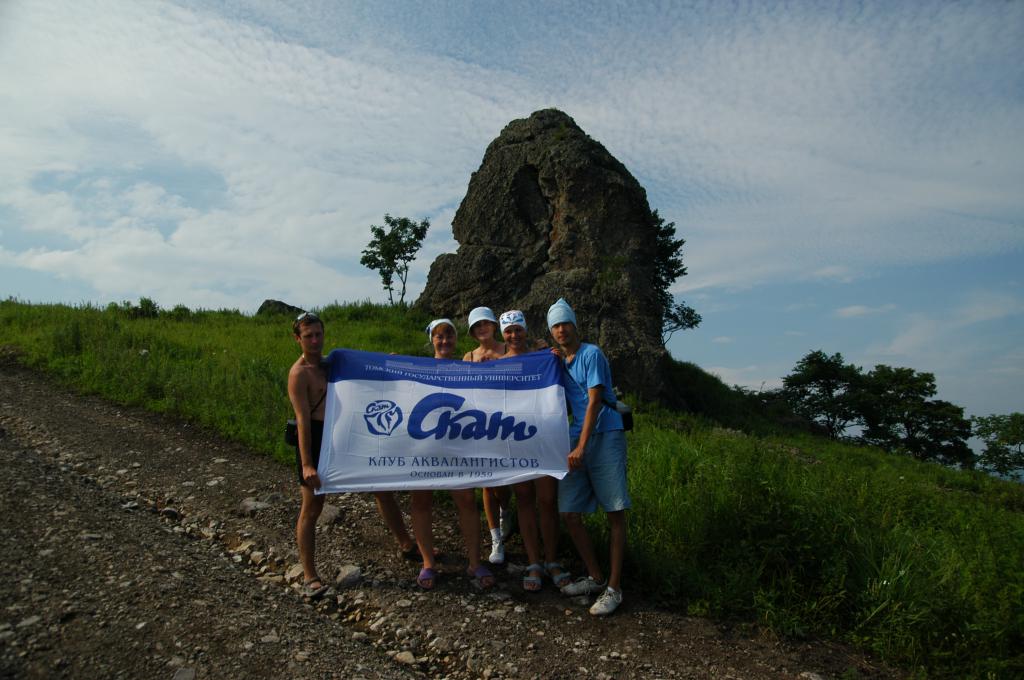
[416,109,673,400]
[256,299,305,318]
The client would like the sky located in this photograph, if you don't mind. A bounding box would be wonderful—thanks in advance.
[1,0,1022,424]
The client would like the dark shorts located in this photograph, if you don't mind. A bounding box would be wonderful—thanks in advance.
[294,419,324,486]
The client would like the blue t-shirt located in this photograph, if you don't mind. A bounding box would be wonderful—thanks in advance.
[562,343,624,440]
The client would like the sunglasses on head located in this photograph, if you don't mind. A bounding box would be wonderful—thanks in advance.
[295,311,320,323]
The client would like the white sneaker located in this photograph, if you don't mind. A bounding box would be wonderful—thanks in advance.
[560,575,607,596]
[589,586,623,616]
[488,541,505,564]
[499,508,514,541]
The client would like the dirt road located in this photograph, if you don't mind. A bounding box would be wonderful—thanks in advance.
[0,353,897,679]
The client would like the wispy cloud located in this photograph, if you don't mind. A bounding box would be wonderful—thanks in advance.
[3,2,1022,308]
[835,304,897,319]
[707,365,783,393]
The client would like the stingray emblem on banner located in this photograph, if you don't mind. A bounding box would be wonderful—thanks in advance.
[363,400,403,436]
[315,349,570,493]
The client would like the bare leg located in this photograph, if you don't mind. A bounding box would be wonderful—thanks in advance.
[535,477,563,579]
[374,491,414,552]
[512,481,541,566]
[606,510,626,591]
[482,487,501,531]
[410,490,436,569]
[296,485,325,584]
[562,511,604,583]
[451,489,491,585]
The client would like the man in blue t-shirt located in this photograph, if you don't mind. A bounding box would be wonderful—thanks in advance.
[547,298,630,616]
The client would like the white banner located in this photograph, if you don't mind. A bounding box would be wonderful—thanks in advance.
[316,349,570,493]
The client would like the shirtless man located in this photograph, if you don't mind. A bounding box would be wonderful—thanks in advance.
[288,312,419,597]
[287,312,329,596]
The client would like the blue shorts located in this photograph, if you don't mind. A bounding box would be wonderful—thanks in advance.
[558,430,631,514]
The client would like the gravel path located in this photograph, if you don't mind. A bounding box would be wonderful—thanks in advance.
[0,352,899,679]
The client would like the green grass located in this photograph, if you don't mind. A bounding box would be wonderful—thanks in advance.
[2,298,1022,678]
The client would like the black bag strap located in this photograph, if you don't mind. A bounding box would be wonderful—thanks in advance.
[556,358,617,414]
[309,358,330,411]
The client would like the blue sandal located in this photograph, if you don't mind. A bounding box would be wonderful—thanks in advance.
[545,562,570,588]
[523,563,544,592]
[468,564,495,589]
[417,567,437,590]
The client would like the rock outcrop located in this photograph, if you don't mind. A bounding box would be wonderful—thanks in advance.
[416,109,673,400]
[256,299,305,317]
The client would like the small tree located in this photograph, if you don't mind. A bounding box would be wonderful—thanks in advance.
[360,214,430,306]
[973,413,1024,478]
[662,302,702,344]
[651,210,701,343]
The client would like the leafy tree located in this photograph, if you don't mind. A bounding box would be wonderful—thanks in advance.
[917,399,974,468]
[360,214,430,306]
[973,413,1024,478]
[651,210,700,343]
[782,350,863,439]
[661,302,702,345]
[857,364,972,466]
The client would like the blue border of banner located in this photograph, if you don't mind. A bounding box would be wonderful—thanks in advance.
[326,349,562,391]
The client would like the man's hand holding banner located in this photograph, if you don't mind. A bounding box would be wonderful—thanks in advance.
[316,349,570,493]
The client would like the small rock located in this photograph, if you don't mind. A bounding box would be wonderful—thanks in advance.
[231,540,256,554]
[285,564,304,582]
[294,651,310,662]
[317,503,343,526]
[17,616,41,628]
[260,632,279,644]
[171,669,196,680]
[395,598,413,608]
[394,651,417,665]
[160,508,180,520]
[334,565,362,589]
[238,497,271,516]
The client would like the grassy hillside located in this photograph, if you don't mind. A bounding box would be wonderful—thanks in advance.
[2,298,1021,678]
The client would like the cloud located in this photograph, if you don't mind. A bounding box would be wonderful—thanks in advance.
[706,365,782,393]
[1,1,1022,312]
[835,304,897,319]
[0,1,544,309]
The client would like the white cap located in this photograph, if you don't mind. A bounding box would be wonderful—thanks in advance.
[499,310,527,333]
[467,306,498,330]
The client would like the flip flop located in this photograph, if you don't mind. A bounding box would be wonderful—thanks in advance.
[416,567,437,590]
[302,577,330,599]
[468,564,495,589]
